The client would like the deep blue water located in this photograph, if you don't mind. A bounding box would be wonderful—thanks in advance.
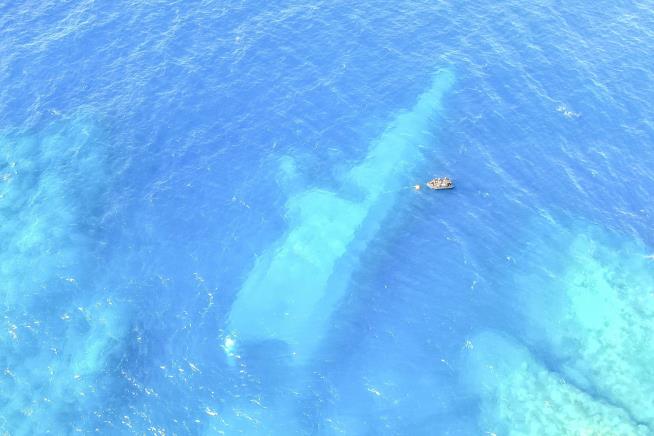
[1,1,654,434]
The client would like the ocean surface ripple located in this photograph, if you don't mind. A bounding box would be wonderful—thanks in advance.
[1,0,654,434]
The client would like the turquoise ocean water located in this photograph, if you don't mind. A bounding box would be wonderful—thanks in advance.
[1,1,654,434]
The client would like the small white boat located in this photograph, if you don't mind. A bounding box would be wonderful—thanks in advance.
[426,177,454,190]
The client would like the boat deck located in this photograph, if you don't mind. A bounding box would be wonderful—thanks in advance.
[426,177,454,190]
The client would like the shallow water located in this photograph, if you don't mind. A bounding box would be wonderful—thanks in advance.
[1,0,654,434]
